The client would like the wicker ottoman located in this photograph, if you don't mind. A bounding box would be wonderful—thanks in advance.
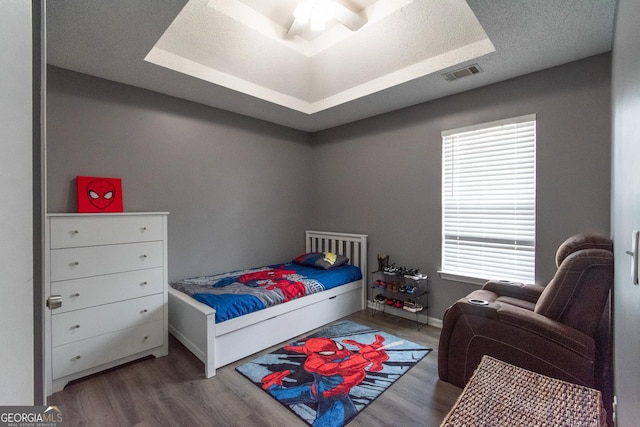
[441,355,607,427]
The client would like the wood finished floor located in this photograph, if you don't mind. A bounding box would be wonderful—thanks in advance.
[48,310,462,426]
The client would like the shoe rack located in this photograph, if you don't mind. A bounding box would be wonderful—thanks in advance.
[369,270,429,329]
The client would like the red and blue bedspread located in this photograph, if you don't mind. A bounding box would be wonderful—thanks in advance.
[170,263,362,323]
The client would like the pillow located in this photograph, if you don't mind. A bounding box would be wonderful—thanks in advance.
[292,252,349,270]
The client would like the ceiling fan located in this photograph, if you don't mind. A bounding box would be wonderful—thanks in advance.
[287,0,367,36]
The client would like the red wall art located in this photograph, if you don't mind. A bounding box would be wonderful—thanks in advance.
[77,176,123,213]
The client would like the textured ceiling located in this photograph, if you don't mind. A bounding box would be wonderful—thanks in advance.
[146,0,494,114]
[46,0,616,132]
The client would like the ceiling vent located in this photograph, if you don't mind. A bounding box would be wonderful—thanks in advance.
[443,64,483,82]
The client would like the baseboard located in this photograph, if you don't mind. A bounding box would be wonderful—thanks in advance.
[427,316,443,328]
[366,301,442,328]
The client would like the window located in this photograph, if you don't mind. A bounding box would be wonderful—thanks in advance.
[440,114,536,284]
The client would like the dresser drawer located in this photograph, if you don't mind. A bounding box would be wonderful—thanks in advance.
[51,268,164,313]
[52,319,164,379]
[50,215,163,249]
[52,294,164,347]
[50,241,163,281]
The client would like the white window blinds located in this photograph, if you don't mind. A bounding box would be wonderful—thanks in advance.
[441,114,536,283]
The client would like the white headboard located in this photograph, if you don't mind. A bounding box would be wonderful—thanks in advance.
[305,230,368,278]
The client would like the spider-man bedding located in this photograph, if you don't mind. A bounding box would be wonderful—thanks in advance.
[170,262,362,324]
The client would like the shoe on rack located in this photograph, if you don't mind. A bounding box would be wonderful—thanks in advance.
[405,270,429,280]
[403,301,424,313]
[388,281,399,292]
[386,298,395,306]
[394,300,403,308]
[374,294,387,303]
[374,279,387,287]
[384,264,399,275]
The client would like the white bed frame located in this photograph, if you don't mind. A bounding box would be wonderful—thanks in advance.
[168,230,368,378]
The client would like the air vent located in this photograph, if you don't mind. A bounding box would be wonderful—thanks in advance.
[443,64,483,82]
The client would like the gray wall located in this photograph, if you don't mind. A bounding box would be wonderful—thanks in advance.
[47,54,611,322]
[311,54,612,320]
[612,0,640,422]
[0,0,35,404]
[47,67,313,281]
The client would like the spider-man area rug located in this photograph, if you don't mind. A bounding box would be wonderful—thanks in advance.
[235,320,431,427]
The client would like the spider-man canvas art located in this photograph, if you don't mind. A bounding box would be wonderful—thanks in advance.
[77,176,123,213]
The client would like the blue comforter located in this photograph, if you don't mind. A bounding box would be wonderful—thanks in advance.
[170,263,362,323]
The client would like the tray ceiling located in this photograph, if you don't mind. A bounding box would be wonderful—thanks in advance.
[46,0,616,131]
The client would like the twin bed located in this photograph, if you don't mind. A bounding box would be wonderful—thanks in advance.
[167,230,368,377]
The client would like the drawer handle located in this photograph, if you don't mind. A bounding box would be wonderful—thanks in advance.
[141,309,148,313]
[143,336,149,340]
[71,324,80,329]
[142,226,148,231]
[72,293,80,297]
[141,281,148,285]
[141,254,148,259]
[72,261,80,266]
[73,355,81,360]
[72,230,79,234]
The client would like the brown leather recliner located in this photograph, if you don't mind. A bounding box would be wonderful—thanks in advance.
[438,232,614,389]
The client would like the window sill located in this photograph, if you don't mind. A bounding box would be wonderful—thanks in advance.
[437,271,488,286]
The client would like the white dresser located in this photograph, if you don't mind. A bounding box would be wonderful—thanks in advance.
[45,212,169,394]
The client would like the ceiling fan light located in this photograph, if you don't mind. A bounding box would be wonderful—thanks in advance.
[293,2,312,24]
[316,0,337,20]
[310,13,326,31]
[294,0,337,31]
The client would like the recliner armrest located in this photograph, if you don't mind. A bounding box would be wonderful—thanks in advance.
[482,280,545,303]
[438,299,596,388]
